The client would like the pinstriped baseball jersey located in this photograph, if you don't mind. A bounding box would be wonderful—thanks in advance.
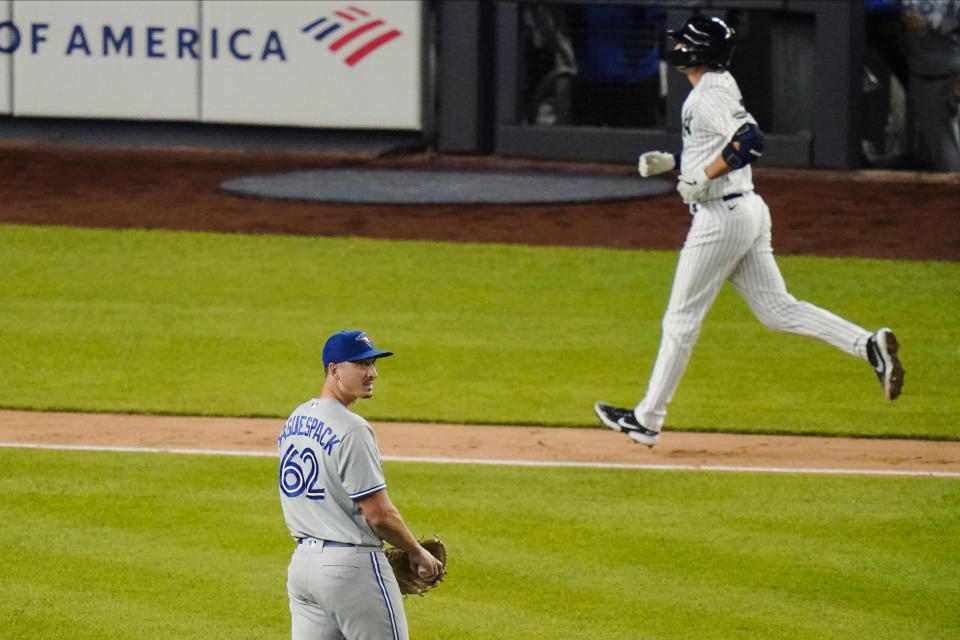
[278,397,385,546]
[680,70,755,202]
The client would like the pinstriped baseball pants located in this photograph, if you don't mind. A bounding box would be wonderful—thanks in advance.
[635,192,871,431]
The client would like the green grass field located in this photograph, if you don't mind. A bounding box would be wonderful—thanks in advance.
[1,223,958,639]
[1,224,957,439]
[1,449,957,640]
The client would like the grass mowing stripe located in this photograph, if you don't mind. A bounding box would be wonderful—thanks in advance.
[1,448,958,639]
[1,224,957,439]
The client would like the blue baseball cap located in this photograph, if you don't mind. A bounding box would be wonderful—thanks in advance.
[322,330,394,367]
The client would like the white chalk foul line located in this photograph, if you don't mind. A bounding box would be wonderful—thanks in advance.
[2,441,959,478]
[384,455,960,478]
[0,442,276,458]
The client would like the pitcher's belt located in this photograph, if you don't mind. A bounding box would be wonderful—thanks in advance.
[297,537,356,548]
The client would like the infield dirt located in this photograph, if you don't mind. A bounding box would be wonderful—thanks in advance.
[1,144,957,474]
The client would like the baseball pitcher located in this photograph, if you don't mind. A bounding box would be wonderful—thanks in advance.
[279,330,444,639]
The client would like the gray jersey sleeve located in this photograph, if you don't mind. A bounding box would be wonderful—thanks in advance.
[338,423,387,500]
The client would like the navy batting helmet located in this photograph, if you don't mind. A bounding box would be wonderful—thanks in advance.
[665,14,736,69]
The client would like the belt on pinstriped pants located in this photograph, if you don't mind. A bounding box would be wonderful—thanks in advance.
[691,191,751,213]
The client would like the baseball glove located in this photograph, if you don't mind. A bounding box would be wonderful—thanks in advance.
[384,536,447,596]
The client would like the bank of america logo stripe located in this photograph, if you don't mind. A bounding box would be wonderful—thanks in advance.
[343,29,401,66]
[330,19,384,51]
[303,18,340,41]
[302,6,401,67]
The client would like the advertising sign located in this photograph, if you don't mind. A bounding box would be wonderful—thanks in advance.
[9,0,200,120]
[0,0,13,113]
[0,0,423,129]
[202,1,422,129]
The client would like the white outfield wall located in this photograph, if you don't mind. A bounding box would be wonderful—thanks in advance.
[0,0,424,129]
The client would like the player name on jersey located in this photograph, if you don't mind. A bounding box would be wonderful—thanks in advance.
[278,413,341,455]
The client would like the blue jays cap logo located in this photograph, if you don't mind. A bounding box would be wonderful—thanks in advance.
[356,332,374,348]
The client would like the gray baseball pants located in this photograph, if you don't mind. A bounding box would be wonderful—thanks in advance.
[288,541,407,640]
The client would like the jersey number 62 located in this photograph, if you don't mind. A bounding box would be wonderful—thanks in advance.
[279,443,326,500]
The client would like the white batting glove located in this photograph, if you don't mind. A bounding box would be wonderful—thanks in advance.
[676,167,710,204]
[637,151,676,177]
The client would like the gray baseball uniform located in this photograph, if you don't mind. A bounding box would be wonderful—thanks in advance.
[279,397,407,640]
[634,69,873,431]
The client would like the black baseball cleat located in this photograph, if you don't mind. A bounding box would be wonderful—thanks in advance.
[866,327,904,401]
[594,401,660,447]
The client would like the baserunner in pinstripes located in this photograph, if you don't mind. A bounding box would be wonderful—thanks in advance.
[595,14,904,448]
